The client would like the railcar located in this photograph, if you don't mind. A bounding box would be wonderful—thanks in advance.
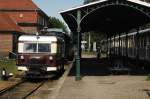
[41,28,74,61]
[101,28,150,68]
[16,35,66,77]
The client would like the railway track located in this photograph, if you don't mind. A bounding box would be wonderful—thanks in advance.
[0,80,45,99]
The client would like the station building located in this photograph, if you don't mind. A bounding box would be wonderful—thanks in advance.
[0,0,49,58]
[0,13,23,57]
[0,0,49,34]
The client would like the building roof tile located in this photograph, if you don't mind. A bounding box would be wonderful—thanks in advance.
[0,13,23,32]
[0,0,38,10]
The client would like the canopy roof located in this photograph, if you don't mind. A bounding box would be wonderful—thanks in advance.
[60,0,150,35]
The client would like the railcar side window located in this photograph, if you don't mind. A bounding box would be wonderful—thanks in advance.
[24,43,37,53]
[38,44,50,52]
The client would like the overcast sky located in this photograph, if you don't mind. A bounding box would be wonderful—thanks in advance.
[33,0,83,21]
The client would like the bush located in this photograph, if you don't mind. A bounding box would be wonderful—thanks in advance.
[146,74,150,81]
[0,58,18,76]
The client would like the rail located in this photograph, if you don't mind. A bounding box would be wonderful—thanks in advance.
[0,80,45,99]
[0,80,24,95]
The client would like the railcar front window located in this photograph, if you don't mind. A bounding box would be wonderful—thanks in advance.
[24,43,37,53]
[38,44,50,52]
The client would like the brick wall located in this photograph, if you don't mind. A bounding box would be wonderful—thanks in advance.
[6,12,37,23]
[6,11,48,34]
[0,33,13,57]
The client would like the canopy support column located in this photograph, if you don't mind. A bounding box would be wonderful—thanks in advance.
[109,37,111,55]
[136,27,140,67]
[125,32,128,66]
[119,33,121,56]
[107,34,109,58]
[75,10,81,81]
[125,32,128,57]
[109,36,113,66]
[114,35,116,55]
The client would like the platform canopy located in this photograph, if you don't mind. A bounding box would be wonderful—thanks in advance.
[60,0,150,35]
[60,0,150,81]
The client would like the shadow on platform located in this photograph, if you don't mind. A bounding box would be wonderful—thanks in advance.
[68,58,111,76]
[68,58,150,76]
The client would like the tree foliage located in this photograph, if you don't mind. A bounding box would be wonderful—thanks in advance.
[48,16,68,33]
[83,32,106,46]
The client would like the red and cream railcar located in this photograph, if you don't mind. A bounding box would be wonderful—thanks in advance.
[16,35,65,76]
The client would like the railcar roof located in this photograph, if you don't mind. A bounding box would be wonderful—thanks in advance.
[114,28,150,39]
[101,28,150,42]
[18,35,57,42]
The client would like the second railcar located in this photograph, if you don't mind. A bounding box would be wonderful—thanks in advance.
[101,28,150,66]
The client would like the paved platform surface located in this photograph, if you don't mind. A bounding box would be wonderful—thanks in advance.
[55,57,150,99]
[56,76,150,99]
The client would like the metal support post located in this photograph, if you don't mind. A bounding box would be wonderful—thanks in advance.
[109,37,111,55]
[109,36,113,66]
[119,33,121,56]
[136,28,140,67]
[136,28,140,58]
[88,32,91,52]
[114,35,116,55]
[125,32,128,67]
[107,34,109,58]
[79,33,82,58]
[125,32,128,57]
[75,10,81,81]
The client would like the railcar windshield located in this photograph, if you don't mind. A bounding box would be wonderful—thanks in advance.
[24,43,37,53]
[38,44,50,52]
[23,43,51,53]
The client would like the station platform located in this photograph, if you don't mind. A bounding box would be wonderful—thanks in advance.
[56,76,150,99]
[55,56,150,99]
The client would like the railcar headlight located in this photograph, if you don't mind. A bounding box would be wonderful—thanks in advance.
[20,55,24,60]
[49,56,53,60]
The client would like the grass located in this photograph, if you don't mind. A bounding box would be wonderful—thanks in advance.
[146,74,150,81]
[0,58,18,76]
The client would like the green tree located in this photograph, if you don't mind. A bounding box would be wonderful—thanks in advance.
[48,16,68,33]
[83,31,106,47]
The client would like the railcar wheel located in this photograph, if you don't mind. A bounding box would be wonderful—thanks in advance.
[56,61,64,75]
[61,58,65,71]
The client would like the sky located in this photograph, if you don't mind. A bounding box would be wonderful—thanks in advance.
[33,0,83,21]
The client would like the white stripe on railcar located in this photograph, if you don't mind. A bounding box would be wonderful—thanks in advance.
[19,35,57,42]
[18,66,28,71]
[47,67,57,71]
